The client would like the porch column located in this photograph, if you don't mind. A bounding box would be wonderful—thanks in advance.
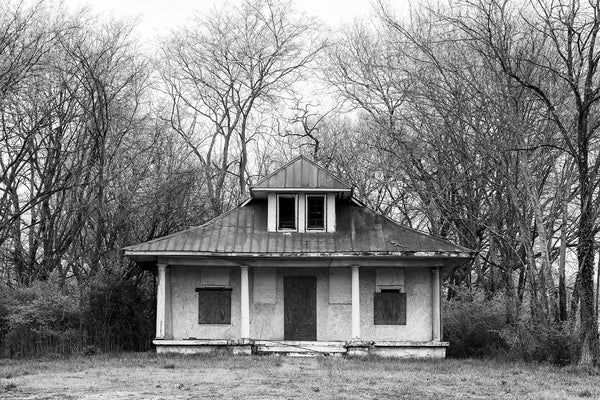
[351,265,360,339]
[432,267,441,341]
[156,263,171,339]
[240,265,250,340]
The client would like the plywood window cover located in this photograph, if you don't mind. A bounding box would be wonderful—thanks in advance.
[277,194,298,231]
[306,194,326,231]
[196,287,232,325]
[374,291,407,325]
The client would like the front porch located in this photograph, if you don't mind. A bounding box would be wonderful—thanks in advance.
[152,339,449,358]
[152,259,450,358]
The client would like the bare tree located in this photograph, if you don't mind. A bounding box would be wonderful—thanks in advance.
[159,0,324,214]
[442,0,600,366]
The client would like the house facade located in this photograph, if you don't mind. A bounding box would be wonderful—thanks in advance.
[123,156,473,357]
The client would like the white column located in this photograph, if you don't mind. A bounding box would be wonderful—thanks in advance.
[156,263,167,339]
[351,265,360,339]
[432,267,441,341]
[240,266,250,340]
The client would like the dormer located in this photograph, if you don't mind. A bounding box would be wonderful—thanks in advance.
[250,156,353,233]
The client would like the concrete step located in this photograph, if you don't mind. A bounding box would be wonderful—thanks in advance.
[255,342,346,355]
[254,340,346,347]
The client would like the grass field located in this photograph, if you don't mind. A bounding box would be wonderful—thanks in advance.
[0,352,599,399]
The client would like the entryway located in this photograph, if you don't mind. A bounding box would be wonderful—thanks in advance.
[283,276,317,340]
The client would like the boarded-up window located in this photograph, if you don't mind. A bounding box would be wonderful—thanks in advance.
[374,290,406,325]
[196,288,231,324]
[253,268,276,304]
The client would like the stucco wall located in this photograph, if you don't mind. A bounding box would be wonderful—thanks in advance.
[360,267,433,342]
[169,266,240,340]
[168,265,432,342]
[249,267,352,341]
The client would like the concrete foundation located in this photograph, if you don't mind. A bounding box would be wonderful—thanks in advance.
[153,339,448,358]
[370,346,446,358]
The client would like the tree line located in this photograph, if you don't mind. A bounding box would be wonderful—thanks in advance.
[1,0,599,365]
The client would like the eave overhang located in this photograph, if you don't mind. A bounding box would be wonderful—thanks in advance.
[250,187,352,192]
[125,251,474,279]
[249,187,353,200]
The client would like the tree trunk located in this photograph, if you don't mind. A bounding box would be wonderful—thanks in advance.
[576,126,598,365]
[558,192,568,322]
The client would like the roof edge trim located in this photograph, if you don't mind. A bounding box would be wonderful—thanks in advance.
[124,250,475,258]
[251,187,352,192]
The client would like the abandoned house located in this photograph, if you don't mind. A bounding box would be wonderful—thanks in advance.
[123,155,473,357]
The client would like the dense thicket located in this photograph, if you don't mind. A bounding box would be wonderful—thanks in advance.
[1,0,599,365]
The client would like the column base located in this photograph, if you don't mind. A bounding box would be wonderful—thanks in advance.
[345,340,372,358]
[231,345,252,356]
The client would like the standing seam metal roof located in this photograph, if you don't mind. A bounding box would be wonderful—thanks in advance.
[123,200,472,255]
[251,155,352,190]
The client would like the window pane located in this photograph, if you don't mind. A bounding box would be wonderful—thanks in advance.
[278,196,296,230]
[374,292,406,325]
[197,288,232,324]
[306,196,325,230]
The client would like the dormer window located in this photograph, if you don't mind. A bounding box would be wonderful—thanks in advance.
[306,195,325,230]
[258,156,351,233]
[277,194,297,231]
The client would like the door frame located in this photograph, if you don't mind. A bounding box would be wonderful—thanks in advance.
[283,276,317,341]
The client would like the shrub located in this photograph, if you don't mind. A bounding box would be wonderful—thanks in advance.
[443,287,508,358]
[0,269,155,357]
[504,321,576,365]
[444,286,577,365]
[81,271,155,352]
[0,277,83,357]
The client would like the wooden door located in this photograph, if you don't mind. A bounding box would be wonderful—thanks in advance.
[284,276,317,341]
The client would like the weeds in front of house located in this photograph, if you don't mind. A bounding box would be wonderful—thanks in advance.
[317,355,348,381]
[1,353,599,399]
[3,382,17,391]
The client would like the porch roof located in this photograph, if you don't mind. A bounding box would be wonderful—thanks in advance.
[123,199,473,261]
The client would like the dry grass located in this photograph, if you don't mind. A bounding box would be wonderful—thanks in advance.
[0,352,599,399]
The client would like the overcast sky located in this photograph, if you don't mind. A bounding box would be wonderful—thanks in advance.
[62,0,409,40]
